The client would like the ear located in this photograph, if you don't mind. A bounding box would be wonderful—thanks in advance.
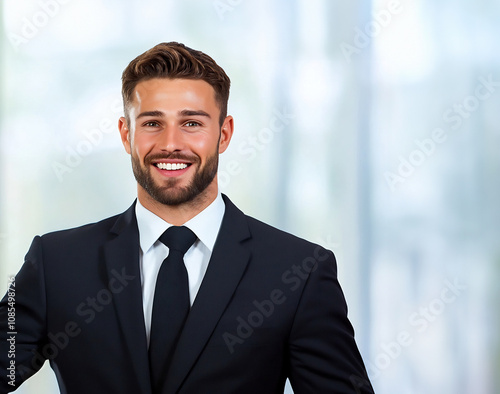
[218,115,234,154]
[118,117,132,154]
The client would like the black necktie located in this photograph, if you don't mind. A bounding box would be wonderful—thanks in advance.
[149,226,197,393]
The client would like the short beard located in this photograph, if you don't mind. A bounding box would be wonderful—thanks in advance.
[131,149,219,207]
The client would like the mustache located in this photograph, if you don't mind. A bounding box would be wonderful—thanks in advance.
[144,152,200,164]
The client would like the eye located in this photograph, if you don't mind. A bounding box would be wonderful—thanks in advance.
[184,121,201,127]
[144,121,159,127]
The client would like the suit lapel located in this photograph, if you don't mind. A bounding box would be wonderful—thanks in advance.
[164,195,252,393]
[104,202,152,394]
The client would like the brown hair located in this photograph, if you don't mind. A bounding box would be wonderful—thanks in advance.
[121,42,230,125]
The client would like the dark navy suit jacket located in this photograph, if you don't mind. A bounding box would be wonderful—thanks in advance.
[0,195,374,393]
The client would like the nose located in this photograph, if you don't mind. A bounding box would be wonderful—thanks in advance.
[157,124,185,152]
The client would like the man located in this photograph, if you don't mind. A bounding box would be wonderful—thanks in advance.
[0,42,374,393]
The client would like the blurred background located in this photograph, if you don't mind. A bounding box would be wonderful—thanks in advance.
[1,0,499,393]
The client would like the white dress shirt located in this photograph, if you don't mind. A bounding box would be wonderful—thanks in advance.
[135,193,225,345]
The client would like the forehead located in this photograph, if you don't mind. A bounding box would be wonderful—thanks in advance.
[131,78,217,109]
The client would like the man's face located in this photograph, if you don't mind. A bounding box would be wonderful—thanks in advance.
[119,78,233,207]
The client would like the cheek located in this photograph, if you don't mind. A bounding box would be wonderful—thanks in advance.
[131,135,155,158]
[191,135,219,157]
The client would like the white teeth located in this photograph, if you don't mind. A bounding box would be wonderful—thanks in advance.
[156,163,188,171]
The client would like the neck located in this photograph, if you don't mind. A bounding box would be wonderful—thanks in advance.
[137,184,218,226]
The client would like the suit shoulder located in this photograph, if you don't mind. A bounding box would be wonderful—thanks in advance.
[222,194,329,255]
[39,211,124,244]
[244,214,329,254]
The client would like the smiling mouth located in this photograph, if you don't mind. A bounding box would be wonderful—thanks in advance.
[155,163,190,171]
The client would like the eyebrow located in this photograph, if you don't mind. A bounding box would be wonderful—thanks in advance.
[137,110,165,119]
[136,109,212,119]
[179,109,211,119]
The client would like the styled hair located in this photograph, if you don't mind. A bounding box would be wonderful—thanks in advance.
[121,42,230,125]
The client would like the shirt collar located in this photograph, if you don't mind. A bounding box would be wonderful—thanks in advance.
[135,193,225,254]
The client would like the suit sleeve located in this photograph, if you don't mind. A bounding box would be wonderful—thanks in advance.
[0,236,49,392]
[287,248,374,394]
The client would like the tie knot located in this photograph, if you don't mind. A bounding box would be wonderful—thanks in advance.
[159,226,197,255]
